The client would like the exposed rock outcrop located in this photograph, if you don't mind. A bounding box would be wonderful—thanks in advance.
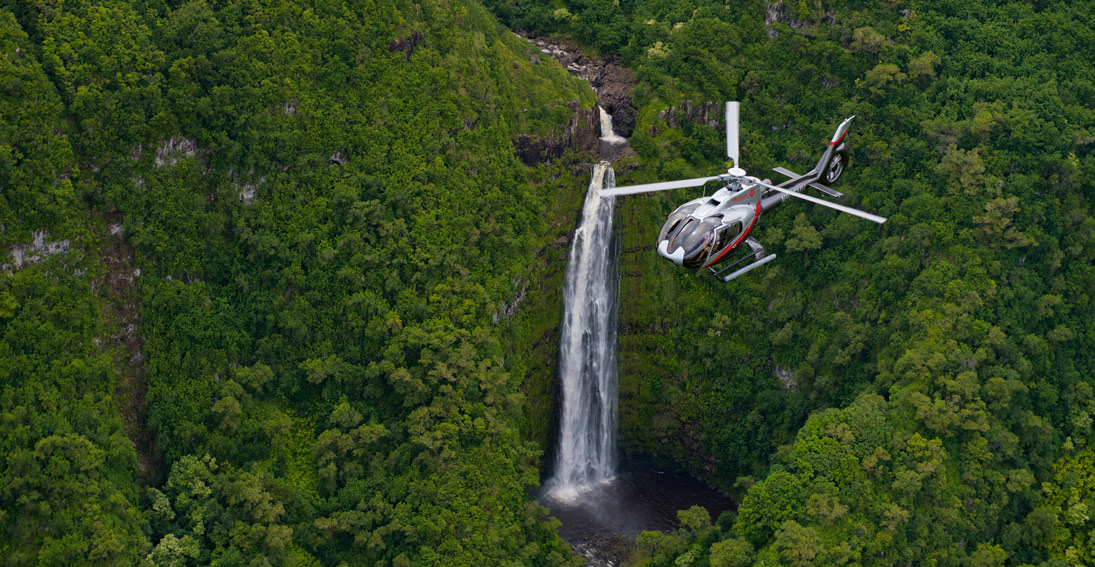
[154,136,200,168]
[774,365,798,391]
[764,1,836,37]
[592,64,636,138]
[513,100,601,166]
[657,101,724,130]
[389,31,424,60]
[520,34,637,138]
[3,231,70,272]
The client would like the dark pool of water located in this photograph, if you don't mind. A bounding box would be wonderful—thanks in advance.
[540,467,735,566]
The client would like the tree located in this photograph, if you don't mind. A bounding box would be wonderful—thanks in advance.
[709,537,754,567]
[774,521,821,567]
[850,27,886,59]
[785,214,822,253]
[909,51,941,82]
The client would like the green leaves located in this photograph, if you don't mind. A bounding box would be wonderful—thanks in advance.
[709,537,753,567]
[785,213,823,253]
[972,197,1036,248]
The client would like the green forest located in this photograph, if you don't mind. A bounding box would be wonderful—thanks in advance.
[1,0,1094,565]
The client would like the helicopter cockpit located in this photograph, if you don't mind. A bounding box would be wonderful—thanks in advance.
[658,204,744,268]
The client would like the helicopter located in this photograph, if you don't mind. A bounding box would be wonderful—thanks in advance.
[600,102,886,282]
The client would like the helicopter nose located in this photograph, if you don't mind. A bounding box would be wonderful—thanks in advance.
[658,240,686,266]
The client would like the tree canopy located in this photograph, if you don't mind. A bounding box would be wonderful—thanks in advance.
[4,0,1095,565]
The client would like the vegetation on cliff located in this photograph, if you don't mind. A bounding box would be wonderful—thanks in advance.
[1,0,593,564]
[5,0,1095,565]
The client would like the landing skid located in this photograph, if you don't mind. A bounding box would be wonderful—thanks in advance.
[709,238,776,282]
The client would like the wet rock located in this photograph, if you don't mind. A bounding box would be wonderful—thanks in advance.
[389,31,424,60]
[520,34,637,140]
[570,534,633,567]
[591,64,636,138]
[570,100,602,150]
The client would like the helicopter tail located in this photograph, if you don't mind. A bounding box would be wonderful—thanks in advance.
[811,116,854,185]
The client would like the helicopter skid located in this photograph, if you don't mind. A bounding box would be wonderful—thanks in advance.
[709,237,775,282]
[712,253,777,282]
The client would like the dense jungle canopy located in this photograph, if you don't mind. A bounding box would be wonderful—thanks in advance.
[1,0,1094,565]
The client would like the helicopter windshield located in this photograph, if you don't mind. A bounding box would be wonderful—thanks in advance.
[659,206,744,268]
[659,213,718,268]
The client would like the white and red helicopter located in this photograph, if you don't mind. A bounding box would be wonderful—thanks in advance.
[600,102,886,282]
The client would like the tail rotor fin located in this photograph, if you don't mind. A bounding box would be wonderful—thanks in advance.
[830,115,855,146]
[811,115,854,183]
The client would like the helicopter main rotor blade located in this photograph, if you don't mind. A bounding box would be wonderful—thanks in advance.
[599,175,724,197]
[754,179,887,224]
[726,101,739,169]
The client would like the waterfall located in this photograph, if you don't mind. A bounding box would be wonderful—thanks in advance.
[546,162,619,501]
[598,106,626,144]
[598,106,627,161]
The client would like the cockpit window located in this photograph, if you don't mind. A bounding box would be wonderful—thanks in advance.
[659,200,749,268]
[658,204,698,243]
[720,221,743,249]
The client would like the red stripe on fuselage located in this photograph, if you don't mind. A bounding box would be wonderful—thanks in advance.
[830,130,847,146]
[702,202,760,268]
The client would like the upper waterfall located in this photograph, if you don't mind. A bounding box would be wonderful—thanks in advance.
[597,106,628,161]
[598,106,627,144]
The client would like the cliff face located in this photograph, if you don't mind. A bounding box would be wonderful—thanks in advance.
[657,101,724,130]
[590,63,637,138]
[512,34,637,166]
[1,0,602,564]
[514,100,600,166]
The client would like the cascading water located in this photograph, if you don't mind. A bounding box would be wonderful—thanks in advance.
[545,161,619,501]
[598,107,626,144]
[534,43,734,567]
[541,160,732,567]
[597,107,628,160]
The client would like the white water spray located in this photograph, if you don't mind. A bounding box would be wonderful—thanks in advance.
[546,162,619,501]
[598,106,627,144]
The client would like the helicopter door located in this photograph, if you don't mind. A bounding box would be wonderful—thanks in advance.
[702,220,743,266]
[713,220,743,252]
